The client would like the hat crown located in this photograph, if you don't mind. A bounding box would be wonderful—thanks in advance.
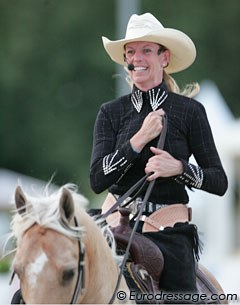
[126,13,164,39]
[102,12,196,74]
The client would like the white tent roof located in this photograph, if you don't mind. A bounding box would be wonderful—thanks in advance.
[0,168,56,209]
[197,80,240,155]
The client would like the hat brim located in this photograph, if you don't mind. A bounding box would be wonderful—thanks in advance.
[102,28,196,74]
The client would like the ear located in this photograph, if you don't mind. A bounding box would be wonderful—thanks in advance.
[163,49,170,68]
[15,186,27,214]
[59,188,75,224]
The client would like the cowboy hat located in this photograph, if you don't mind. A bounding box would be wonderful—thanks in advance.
[102,13,196,74]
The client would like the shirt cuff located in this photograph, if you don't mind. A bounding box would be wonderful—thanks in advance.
[174,160,204,189]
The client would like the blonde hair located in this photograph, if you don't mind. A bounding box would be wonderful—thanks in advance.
[163,71,200,98]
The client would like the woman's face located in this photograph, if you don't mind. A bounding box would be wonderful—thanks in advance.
[125,41,169,91]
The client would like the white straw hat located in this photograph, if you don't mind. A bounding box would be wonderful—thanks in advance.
[102,13,196,74]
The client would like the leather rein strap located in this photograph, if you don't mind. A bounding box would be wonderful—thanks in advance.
[108,114,168,304]
[9,116,167,304]
[70,217,86,304]
[9,217,86,304]
[101,114,168,222]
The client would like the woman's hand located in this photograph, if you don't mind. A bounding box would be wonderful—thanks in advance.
[130,109,165,153]
[145,147,183,181]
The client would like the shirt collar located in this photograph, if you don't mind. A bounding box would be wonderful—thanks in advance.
[131,82,168,113]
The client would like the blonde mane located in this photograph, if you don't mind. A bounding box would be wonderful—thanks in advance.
[10,184,89,245]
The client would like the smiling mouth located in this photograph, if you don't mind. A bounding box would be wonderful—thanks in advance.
[134,66,148,71]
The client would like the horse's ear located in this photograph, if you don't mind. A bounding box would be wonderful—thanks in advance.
[59,188,75,223]
[15,186,27,214]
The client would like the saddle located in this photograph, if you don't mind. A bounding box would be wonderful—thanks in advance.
[111,208,223,305]
[111,208,164,300]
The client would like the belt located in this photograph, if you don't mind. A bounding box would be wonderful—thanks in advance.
[115,195,168,215]
[141,204,192,232]
[114,195,191,232]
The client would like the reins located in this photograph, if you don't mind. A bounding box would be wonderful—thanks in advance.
[100,115,168,222]
[108,115,168,304]
[9,217,86,305]
[71,141,168,305]
[70,217,86,304]
[9,116,167,305]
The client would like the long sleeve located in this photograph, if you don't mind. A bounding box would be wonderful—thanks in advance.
[90,104,139,194]
[174,101,228,196]
[89,85,228,204]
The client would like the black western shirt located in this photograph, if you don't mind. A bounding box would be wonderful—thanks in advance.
[90,82,228,204]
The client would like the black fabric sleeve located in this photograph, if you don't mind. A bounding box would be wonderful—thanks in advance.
[174,101,228,196]
[90,105,139,194]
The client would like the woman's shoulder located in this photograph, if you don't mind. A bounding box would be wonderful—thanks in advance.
[100,93,131,111]
[168,91,206,112]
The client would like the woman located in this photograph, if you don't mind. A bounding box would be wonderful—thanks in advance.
[89,13,228,294]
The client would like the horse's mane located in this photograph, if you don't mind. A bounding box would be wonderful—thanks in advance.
[1,183,122,267]
[10,184,89,244]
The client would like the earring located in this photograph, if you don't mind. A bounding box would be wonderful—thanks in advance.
[164,63,169,69]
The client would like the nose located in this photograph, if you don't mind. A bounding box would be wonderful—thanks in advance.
[133,50,144,61]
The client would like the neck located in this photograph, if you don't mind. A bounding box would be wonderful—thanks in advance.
[132,70,164,91]
[134,81,164,93]
[80,214,130,303]
[134,80,163,92]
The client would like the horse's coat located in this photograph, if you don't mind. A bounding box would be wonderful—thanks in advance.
[10,184,132,304]
[27,251,48,287]
[8,184,226,304]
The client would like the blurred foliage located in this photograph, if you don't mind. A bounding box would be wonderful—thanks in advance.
[0,256,10,273]
[142,0,240,116]
[0,0,239,201]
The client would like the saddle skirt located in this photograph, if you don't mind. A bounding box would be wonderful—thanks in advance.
[111,208,164,300]
[111,208,222,304]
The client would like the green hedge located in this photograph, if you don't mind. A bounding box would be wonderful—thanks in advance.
[0,256,11,273]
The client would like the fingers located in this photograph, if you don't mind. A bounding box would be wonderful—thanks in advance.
[145,148,168,180]
[155,109,165,116]
[145,169,158,181]
[146,110,164,129]
[146,171,158,181]
[147,109,165,120]
[150,146,162,155]
[135,109,166,154]
[145,160,158,181]
[145,148,183,178]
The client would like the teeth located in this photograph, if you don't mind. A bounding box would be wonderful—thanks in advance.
[134,66,147,71]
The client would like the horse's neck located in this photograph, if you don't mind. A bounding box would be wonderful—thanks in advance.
[79,213,128,303]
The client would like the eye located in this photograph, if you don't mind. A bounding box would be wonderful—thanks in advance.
[62,269,75,283]
[126,49,134,56]
[143,48,152,54]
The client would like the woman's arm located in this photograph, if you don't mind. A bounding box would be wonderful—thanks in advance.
[89,106,139,194]
[178,102,228,195]
[145,102,228,196]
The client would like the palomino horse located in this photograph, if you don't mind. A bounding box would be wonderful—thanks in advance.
[10,184,132,304]
[10,184,226,304]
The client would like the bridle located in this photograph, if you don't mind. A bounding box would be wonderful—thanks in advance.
[70,217,86,304]
[10,115,167,304]
[9,217,86,305]
[105,115,168,304]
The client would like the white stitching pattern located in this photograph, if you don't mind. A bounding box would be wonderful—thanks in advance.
[175,164,204,188]
[103,150,127,175]
[131,88,168,112]
[131,90,143,113]
[149,88,168,111]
